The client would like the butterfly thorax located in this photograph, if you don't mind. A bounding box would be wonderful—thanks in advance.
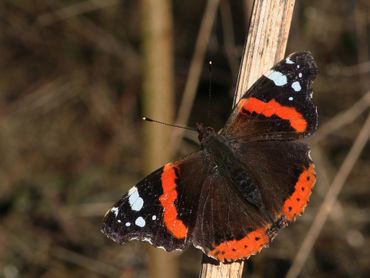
[196,122,264,209]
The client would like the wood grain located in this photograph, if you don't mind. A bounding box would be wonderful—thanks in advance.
[233,0,295,105]
[200,0,296,277]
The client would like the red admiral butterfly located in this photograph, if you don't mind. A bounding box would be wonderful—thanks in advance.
[102,52,318,262]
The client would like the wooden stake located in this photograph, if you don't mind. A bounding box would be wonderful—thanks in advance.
[200,0,295,277]
[234,0,296,105]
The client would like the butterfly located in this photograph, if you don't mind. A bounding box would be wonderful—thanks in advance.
[101,51,318,262]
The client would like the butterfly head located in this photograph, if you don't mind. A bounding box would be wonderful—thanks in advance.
[196,122,216,145]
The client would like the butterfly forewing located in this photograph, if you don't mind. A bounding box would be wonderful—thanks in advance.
[223,51,318,141]
[237,141,316,222]
[102,152,206,251]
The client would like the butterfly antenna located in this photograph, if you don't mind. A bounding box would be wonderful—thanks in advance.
[142,117,196,131]
[207,60,213,123]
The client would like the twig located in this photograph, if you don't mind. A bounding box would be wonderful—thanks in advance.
[311,91,370,144]
[60,202,114,218]
[220,0,239,80]
[0,227,120,277]
[286,112,370,278]
[169,0,220,156]
[327,61,370,77]
[70,18,140,66]
[52,246,121,277]
[200,0,296,277]
[37,0,121,26]
[234,0,295,105]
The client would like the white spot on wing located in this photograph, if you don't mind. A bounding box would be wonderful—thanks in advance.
[135,217,146,227]
[125,222,131,227]
[128,186,137,195]
[299,73,303,78]
[193,244,206,253]
[291,81,302,92]
[308,150,313,160]
[285,57,294,64]
[117,219,121,223]
[128,186,144,211]
[142,237,153,245]
[111,207,119,217]
[264,70,288,86]
[152,215,157,220]
[288,96,294,101]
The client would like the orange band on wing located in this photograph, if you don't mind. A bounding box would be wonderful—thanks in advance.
[208,227,270,262]
[240,97,307,132]
[159,163,188,239]
[283,164,316,221]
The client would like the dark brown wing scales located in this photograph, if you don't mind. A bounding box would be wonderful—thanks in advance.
[191,171,272,262]
[223,52,318,141]
[101,152,206,251]
[237,141,316,222]
[189,142,316,262]
[101,167,188,251]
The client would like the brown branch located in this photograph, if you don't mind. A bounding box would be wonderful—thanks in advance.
[169,0,221,156]
[286,112,370,278]
[36,0,121,26]
[312,91,370,144]
[52,246,121,277]
[234,0,295,105]
[0,227,120,277]
[220,0,239,80]
[200,0,296,277]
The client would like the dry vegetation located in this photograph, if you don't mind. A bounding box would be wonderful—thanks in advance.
[0,0,369,277]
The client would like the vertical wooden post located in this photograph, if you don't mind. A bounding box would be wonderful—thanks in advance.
[234,0,296,105]
[141,0,178,277]
[200,0,296,277]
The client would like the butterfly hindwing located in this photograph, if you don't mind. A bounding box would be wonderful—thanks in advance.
[223,51,318,141]
[192,170,272,262]
[238,141,316,222]
[101,152,205,251]
[190,142,315,262]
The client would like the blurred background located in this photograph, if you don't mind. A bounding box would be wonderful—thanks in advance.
[0,0,369,277]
